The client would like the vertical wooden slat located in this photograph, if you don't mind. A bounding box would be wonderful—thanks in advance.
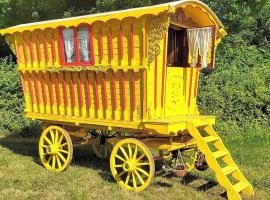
[119,24,124,60]
[70,72,76,109]
[36,31,42,65]
[20,72,29,112]
[41,73,48,113]
[111,70,117,111]
[15,40,22,65]
[188,68,194,108]
[48,73,55,114]
[154,55,158,109]
[34,72,41,112]
[102,72,108,111]
[29,34,35,65]
[55,73,61,106]
[51,31,56,65]
[121,70,126,111]
[131,70,136,112]
[99,26,103,63]
[144,20,148,59]
[44,32,49,66]
[130,23,134,64]
[22,33,29,66]
[109,26,114,63]
[161,33,167,108]
[62,72,69,109]
[94,72,100,110]
[78,72,83,109]
[85,72,91,115]
[194,69,200,97]
[28,73,35,112]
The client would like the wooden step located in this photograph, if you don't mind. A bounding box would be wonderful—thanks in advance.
[213,150,228,158]
[203,136,219,143]
[233,181,250,192]
[221,165,238,175]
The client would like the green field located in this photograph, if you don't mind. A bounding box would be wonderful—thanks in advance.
[0,132,269,200]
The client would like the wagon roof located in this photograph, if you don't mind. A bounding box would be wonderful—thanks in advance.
[0,0,225,35]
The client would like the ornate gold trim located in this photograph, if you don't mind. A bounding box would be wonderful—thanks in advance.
[5,34,16,55]
[147,13,170,65]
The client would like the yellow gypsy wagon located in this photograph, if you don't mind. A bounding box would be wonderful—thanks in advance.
[0,1,254,199]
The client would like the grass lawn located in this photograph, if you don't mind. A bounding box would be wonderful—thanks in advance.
[0,132,269,200]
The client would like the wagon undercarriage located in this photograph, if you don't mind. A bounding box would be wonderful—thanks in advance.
[38,118,253,199]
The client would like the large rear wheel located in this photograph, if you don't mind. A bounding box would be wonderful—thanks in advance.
[110,138,155,192]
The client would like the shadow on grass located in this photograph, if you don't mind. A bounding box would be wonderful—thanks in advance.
[0,135,227,199]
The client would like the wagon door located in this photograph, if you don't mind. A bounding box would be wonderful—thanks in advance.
[165,25,215,117]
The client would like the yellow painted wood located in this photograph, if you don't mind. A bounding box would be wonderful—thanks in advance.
[186,122,254,200]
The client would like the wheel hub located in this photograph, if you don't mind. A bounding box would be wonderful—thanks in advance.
[46,145,58,155]
[123,160,136,172]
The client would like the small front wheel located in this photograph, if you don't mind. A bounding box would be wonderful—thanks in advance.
[39,126,73,172]
[110,138,155,192]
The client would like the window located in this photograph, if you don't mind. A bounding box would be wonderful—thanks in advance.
[59,26,94,66]
[167,27,189,67]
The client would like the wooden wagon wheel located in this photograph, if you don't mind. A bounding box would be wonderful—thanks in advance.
[162,146,198,174]
[110,138,155,192]
[39,126,73,172]
[91,130,113,159]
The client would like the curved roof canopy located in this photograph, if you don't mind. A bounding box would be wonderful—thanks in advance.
[0,0,226,37]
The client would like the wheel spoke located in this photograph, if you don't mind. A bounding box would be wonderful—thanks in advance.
[52,155,56,169]
[136,167,149,177]
[54,130,59,144]
[134,170,145,185]
[137,154,145,162]
[136,162,150,167]
[44,136,52,145]
[120,146,129,160]
[58,149,69,154]
[114,164,123,168]
[115,154,126,162]
[56,155,62,169]
[59,143,68,148]
[50,130,55,143]
[42,145,49,148]
[132,172,137,188]
[125,172,131,185]
[46,155,53,164]
[128,144,133,159]
[57,152,67,163]
[133,145,138,160]
[117,170,127,178]
[58,134,64,145]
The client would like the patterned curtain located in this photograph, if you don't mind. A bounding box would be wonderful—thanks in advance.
[62,28,75,63]
[187,27,212,68]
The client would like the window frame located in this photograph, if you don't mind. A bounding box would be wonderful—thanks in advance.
[58,24,95,66]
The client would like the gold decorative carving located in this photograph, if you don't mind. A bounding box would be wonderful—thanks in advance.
[48,65,112,72]
[18,65,112,72]
[170,8,198,27]
[147,13,170,65]
[5,34,16,55]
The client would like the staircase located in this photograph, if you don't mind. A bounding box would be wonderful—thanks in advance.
[186,122,254,200]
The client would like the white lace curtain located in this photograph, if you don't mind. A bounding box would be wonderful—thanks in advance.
[62,28,75,62]
[187,27,212,68]
[78,27,90,62]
